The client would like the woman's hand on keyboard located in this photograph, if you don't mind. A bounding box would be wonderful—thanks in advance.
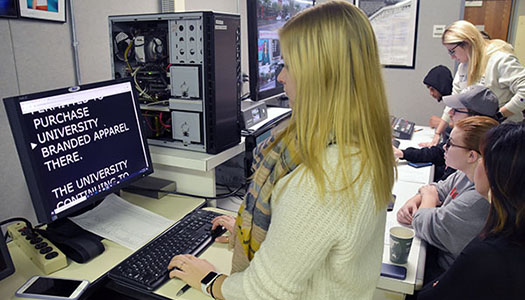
[168,254,216,290]
[211,215,235,243]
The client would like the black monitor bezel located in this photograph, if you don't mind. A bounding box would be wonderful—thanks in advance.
[246,0,315,102]
[0,0,19,19]
[0,228,15,281]
[3,78,154,224]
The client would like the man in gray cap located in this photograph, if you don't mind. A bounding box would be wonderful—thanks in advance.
[443,84,499,121]
[394,84,499,182]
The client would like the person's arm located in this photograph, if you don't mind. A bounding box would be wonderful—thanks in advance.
[397,193,422,225]
[393,146,404,159]
[495,53,525,117]
[220,179,350,299]
[418,185,441,209]
[428,115,442,129]
[431,119,448,145]
[412,179,489,255]
[221,168,384,300]
[168,181,342,300]
[499,106,513,117]
[167,181,340,300]
[401,145,445,165]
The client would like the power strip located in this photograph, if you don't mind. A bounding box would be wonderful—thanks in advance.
[7,222,67,274]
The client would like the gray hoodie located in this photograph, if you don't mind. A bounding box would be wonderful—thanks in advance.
[412,171,490,269]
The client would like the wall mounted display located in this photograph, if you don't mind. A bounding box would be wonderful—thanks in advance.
[356,0,419,68]
[19,0,65,22]
[0,0,19,18]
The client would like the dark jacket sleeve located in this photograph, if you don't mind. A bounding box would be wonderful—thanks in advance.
[401,144,445,165]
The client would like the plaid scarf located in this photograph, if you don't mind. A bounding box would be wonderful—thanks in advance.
[229,133,300,273]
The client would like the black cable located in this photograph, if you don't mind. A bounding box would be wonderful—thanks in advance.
[124,183,246,200]
[218,184,245,204]
[1,217,35,241]
[0,217,34,230]
[218,184,246,198]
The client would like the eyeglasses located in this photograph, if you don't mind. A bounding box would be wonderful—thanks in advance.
[452,108,470,115]
[444,139,474,152]
[447,43,462,56]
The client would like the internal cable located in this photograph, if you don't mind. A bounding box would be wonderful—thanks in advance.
[132,67,153,100]
[145,100,169,106]
[124,39,134,72]
[159,112,172,129]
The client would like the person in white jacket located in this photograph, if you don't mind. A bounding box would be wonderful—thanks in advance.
[424,20,525,147]
[166,1,396,299]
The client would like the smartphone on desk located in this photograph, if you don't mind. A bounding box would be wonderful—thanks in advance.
[387,194,396,212]
[16,276,89,300]
[407,162,432,168]
[381,263,407,280]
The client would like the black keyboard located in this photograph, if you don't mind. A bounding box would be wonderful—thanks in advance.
[390,116,415,140]
[108,209,226,291]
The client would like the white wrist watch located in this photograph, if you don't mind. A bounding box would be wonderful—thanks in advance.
[201,271,222,297]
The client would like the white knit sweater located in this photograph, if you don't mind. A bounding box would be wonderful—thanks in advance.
[222,146,387,300]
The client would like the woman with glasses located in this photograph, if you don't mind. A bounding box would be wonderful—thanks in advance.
[393,85,498,182]
[418,123,525,299]
[426,20,525,147]
[397,116,498,283]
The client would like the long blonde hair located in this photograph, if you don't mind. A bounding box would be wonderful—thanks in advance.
[272,1,395,209]
[442,20,513,86]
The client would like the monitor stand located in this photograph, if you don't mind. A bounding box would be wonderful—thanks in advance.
[38,218,105,264]
[264,95,289,108]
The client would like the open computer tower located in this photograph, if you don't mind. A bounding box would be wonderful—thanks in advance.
[108,12,241,154]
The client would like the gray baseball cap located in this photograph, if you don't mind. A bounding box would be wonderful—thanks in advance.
[443,85,498,117]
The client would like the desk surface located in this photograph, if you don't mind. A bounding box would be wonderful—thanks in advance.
[376,126,435,296]
[2,193,222,300]
[3,126,434,300]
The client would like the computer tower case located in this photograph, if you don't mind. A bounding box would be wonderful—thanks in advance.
[108,11,241,154]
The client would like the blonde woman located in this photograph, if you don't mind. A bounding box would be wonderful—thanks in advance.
[426,20,525,146]
[167,1,396,299]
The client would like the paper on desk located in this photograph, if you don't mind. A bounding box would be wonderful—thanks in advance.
[69,193,174,251]
[397,165,430,184]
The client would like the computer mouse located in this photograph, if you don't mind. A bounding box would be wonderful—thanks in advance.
[210,226,226,239]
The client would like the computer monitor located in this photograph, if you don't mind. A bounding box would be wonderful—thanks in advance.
[244,110,291,177]
[247,0,315,102]
[3,78,153,224]
[0,0,18,18]
[0,228,15,281]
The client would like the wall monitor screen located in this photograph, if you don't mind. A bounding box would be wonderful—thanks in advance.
[247,0,315,101]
